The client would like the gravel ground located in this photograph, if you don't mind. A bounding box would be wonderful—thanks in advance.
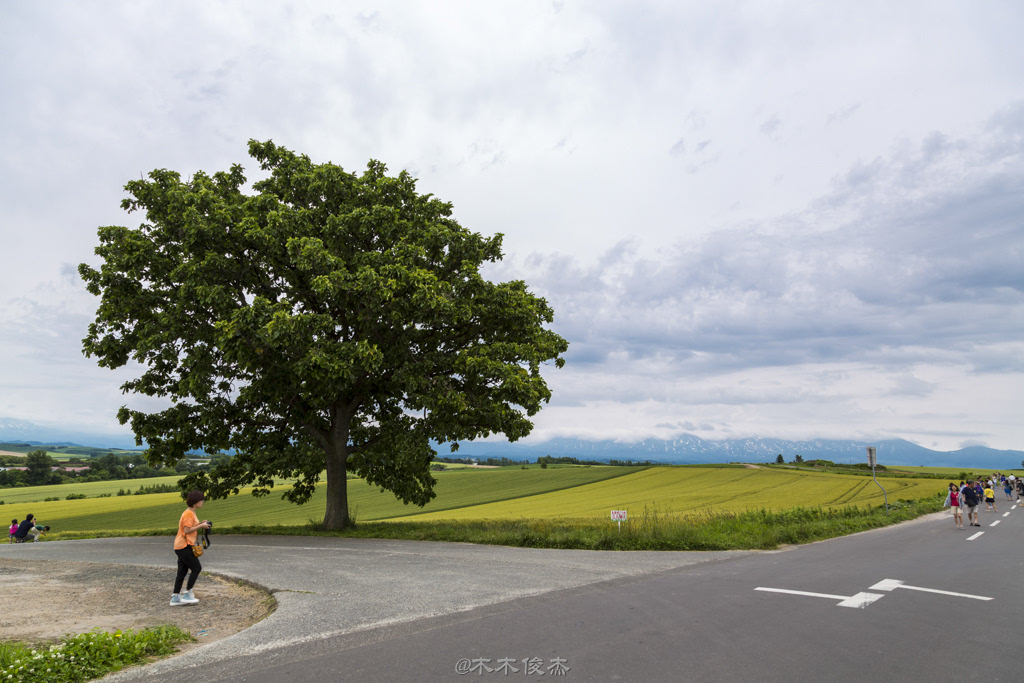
[0,559,275,649]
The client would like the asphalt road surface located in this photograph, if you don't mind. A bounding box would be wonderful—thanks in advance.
[3,504,1021,682]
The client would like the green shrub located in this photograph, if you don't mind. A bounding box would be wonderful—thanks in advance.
[65,493,87,500]
[0,625,192,682]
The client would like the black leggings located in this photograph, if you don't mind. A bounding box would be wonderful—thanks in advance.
[173,546,202,593]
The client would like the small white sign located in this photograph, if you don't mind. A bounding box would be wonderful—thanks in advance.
[610,510,627,521]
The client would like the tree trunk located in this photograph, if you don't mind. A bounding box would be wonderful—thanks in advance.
[322,440,351,530]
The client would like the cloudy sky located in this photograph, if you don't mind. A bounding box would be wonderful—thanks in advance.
[2,2,1022,452]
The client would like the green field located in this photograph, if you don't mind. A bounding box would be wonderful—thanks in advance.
[0,465,949,535]
[1,466,638,532]
[0,476,183,505]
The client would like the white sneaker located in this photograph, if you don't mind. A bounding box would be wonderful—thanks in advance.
[169,594,185,606]
[180,590,199,604]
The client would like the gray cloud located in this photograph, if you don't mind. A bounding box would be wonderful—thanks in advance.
[3,1,1024,450]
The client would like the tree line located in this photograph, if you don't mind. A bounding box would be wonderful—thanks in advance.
[0,450,230,488]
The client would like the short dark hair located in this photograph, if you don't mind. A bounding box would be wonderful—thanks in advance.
[185,490,205,507]
[25,514,33,522]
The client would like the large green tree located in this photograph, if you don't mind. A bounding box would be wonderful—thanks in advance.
[25,449,56,486]
[80,140,568,529]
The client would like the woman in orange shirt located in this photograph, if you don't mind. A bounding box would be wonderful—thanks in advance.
[171,490,211,606]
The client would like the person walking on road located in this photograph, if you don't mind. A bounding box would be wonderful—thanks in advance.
[171,490,210,606]
[944,483,963,529]
[983,484,996,512]
[961,481,981,527]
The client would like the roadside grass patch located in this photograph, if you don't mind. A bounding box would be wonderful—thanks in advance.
[0,625,192,683]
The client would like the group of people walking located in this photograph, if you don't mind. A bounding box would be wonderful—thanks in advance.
[944,473,1022,529]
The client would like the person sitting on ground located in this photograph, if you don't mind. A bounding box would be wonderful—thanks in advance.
[28,523,49,542]
[13,515,34,542]
[8,519,18,543]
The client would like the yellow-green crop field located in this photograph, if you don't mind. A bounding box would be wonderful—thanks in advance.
[0,465,950,535]
[384,466,947,522]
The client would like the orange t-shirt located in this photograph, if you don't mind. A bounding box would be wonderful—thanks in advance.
[174,508,199,550]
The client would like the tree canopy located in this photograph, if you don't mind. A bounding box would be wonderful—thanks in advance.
[25,449,56,486]
[80,140,568,528]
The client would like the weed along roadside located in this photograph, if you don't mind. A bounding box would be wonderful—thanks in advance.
[0,626,194,682]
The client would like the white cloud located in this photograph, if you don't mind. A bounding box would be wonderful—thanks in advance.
[1,1,1022,451]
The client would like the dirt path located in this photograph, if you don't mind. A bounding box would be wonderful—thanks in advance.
[0,559,274,649]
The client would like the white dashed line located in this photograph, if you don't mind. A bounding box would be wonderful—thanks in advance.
[967,531,984,540]
[990,521,1001,527]
[1002,512,1010,517]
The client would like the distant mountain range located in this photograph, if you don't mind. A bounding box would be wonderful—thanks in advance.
[0,418,144,451]
[2,417,1021,470]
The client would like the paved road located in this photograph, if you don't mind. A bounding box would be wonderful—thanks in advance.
[0,532,749,680]
[4,505,1021,682]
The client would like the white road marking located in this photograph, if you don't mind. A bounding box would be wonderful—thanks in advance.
[967,531,984,540]
[837,592,885,608]
[1002,512,1010,517]
[868,579,992,601]
[869,579,903,591]
[990,521,1001,527]
[755,588,849,600]
[754,587,884,609]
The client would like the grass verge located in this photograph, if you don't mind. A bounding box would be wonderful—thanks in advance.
[38,495,943,551]
[0,625,193,683]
